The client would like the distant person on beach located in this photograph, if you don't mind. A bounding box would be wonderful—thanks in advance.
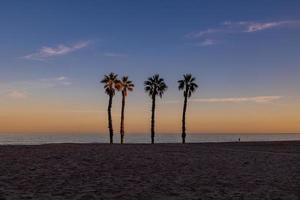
[238,138,241,142]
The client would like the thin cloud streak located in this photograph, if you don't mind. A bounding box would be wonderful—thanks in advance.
[186,20,300,43]
[38,76,72,87]
[228,20,299,33]
[166,96,282,104]
[52,110,119,116]
[53,110,105,113]
[197,39,217,46]
[186,29,222,38]
[192,96,282,103]
[245,21,286,32]
[103,52,128,58]
[23,41,90,60]
[2,90,28,100]
[0,76,72,99]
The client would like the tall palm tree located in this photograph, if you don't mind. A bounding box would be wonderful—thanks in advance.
[144,74,168,144]
[119,76,134,144]
[178,74,198,144]
[101,72,120,144]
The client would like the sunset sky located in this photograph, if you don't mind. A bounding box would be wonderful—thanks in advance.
[0,0,300,134]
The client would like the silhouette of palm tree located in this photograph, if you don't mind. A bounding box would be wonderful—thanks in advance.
[178,74,198,144]
[144,74,167,144]
[118,76,134,144]
[101,72,120,144]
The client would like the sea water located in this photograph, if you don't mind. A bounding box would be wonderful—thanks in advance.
[0,133,300,145]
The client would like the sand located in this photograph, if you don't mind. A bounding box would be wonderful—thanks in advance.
[0,142,300,200]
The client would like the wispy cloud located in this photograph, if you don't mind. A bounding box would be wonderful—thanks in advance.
[0,76,72,99]
[246,22,281,32]
[188,20,299,39]
[38,76,72,87]
[54,110,106,113]
[23,41,90,60]
[197,39,217,46]
[186,20,300,46]
[103,52,128,58]
[186,29,222,38]
[167,96,282,104]
[225,20,299,33]
[3,90,28,100]
[191,96,282,103]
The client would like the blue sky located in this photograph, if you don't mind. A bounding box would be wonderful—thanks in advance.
[1,0,300,134]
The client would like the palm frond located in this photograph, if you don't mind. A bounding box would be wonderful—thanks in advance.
[100,73,120,96]
[144,74,167,98]
[178,73,198,98]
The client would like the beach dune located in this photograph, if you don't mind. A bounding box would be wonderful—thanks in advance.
[0,142,299,199]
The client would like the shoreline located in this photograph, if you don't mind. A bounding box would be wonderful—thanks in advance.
[1,140,300,146]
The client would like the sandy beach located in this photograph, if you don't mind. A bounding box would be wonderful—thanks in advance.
[0,142,300,200]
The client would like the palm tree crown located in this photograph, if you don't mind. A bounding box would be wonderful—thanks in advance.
[144,74,168,97]
[100,72,120,96]
[178,74,198,98]
[120,76,134,95]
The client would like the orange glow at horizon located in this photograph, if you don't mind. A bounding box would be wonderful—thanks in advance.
[1,98,299,134]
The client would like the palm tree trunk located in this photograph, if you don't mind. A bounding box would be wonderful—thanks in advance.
[151,94,156,144]
[108,94,113,144]
[182,94,188,144]
[120,92,125,144]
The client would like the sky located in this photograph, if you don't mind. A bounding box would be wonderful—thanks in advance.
[0,0,300,134]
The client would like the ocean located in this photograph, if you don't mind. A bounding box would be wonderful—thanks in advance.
[0,133,300,145]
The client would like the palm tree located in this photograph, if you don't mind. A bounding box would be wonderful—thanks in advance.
[119,76,134,144]
[101,72,120,144]
[178,74,198,144]
[144,74,168,144]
